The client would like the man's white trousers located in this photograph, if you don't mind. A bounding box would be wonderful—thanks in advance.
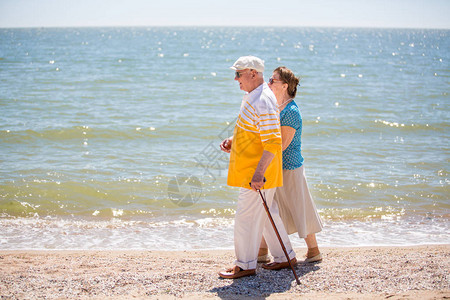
[234,187,296,270]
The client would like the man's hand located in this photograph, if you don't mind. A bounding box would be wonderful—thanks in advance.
[250,172,265,191]
[220,137,233,153]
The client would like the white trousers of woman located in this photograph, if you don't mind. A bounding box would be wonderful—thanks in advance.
[275,166,323,237]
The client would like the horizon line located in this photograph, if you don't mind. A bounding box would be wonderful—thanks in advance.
[1,24,449,30]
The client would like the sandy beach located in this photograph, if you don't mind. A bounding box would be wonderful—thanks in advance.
[1,245,449,299]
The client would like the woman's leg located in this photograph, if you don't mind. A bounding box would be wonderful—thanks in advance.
[304,233,318,249]
[259,238,268,256]
[304,233,320,257]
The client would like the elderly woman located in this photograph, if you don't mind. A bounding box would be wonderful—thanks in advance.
[260,66,323,267]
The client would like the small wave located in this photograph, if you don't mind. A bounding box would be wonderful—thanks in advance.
[0,174,237,219]
[302,118,448,136]
[319,207,406,221]
[373,119,448,132]
[0,215,236,250]
[1,214,449,250]
[0,125,162,143]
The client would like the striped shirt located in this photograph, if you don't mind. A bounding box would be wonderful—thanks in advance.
[227,83,283,189]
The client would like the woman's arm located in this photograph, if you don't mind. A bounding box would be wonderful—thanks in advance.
[281,126,296,151]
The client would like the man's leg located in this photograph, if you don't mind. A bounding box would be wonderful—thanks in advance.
[234,187,269,270]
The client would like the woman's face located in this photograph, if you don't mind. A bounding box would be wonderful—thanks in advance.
[268,71,286,100]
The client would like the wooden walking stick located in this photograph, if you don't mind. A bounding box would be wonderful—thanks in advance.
[257,188,301,285]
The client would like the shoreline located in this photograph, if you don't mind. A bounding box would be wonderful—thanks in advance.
[2,214,449,250]
[1,245,449,299]
[1,242,449,252]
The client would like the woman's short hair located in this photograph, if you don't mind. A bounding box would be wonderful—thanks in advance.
[274,66,300,98]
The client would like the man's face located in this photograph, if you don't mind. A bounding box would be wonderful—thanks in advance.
[234,69,253,92]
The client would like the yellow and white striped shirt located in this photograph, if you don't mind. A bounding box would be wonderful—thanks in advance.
[227,83,283,189]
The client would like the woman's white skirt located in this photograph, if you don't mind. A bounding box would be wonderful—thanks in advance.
[274,165,323,238]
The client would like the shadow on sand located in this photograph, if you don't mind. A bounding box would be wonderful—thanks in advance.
[210,262,320,299]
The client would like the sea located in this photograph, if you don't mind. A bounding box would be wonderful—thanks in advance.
[0,27,449,250]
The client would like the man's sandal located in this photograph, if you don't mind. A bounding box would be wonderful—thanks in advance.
[219,266,256,279]
[262,257,297,270]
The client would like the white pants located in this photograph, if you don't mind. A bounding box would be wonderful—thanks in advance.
[234,187,296,270]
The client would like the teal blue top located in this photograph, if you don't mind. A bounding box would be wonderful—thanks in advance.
[280,101,304,170]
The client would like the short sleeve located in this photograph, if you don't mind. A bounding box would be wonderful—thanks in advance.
[255,93,282,155]
[280,104,301,130]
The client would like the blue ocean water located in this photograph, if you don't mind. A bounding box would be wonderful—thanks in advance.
[0,27,449,250]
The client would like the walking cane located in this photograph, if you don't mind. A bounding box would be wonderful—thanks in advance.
[253,184,301,285]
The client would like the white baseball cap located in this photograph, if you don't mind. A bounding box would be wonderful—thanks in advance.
[230,56,264,73]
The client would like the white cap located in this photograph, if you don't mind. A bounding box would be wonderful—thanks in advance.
[230,56,264,73]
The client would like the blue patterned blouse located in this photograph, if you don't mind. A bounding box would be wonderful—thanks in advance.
[280,101,304,170]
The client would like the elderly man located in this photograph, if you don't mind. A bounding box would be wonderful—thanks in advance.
[219,56,296,279]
